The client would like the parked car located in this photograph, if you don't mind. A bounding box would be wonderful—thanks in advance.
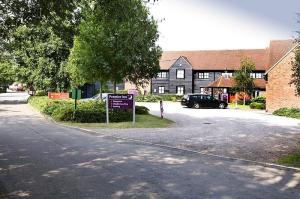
[9,83,24,91]
[181,94,228,109]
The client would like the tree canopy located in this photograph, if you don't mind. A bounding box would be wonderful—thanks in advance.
[233,57,256,105]
[67,0,162,92]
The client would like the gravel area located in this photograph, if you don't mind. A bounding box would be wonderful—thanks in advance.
[92,102,300,163]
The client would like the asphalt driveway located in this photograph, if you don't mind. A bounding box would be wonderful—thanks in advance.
[0,104,300,198]
[94,102,300,163]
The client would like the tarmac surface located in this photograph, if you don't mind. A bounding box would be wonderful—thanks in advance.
[0,104,300,198]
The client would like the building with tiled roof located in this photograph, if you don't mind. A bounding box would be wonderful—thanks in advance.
[150,40,295,100]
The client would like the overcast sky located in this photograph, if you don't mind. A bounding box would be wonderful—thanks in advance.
[148,0,300,50]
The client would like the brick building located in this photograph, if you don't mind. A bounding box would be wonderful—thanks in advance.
[265,44,300,112]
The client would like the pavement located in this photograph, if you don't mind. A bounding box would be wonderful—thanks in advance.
[91,102,300,163]
[0,92,30,104]
[0,104,300,198]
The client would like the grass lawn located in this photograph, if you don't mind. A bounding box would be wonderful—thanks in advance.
[228,103,250,110]
[62,114,174,129]
[277,152,300,168]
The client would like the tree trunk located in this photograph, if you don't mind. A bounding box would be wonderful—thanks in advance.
[113,80,116,94]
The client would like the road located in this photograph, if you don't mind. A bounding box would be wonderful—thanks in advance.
[0,92,30,104]
[0,104,300,199]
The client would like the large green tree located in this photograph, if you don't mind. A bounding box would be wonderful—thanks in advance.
[67,0,162,93]
[0,0,80,91]
[234,57,256,105]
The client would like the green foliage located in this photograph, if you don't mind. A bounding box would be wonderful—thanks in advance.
[0,59,15,85]
[67,0,162,91]
[273,108,300,119]
[135,94,183,102]
[35,90,48,96]
[29,96,149,123]
[290,46,300,96]
[251,96,266,104]
[249,102,265,110]
[278,152,300,168]
[135,106,150,115]
[233,57,256,105]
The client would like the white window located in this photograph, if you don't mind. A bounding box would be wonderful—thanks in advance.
[256,73,263,79]
[176,86,185,95]
[222,72,233,78]
[157,72,168,79]
[158,86,165,94]
[199,72,210,79]
[250,73,256,78]
[200,87,205,94]
[176,69,185,79]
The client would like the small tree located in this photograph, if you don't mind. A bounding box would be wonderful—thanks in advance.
[234,57,256,105]
[290,42,300,96]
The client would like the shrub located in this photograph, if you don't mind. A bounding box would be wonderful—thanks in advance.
[251,96,266,104]
[135,106,149,115]
[135,94,183,102]
[273,108,300,119]
[29,96,149,123]
[249,102,265,110]
[35,90,48,96]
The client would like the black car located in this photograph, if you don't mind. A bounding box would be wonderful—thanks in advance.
[181,94,228,109]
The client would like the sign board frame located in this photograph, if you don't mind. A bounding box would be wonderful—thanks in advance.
[106,94,135,125]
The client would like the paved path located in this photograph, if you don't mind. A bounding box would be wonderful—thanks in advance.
[0,92,30,104]
[93,102,300,163]
[0,104,300,198]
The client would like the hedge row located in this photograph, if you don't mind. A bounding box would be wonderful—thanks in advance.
[29,97,149,123]
[273,108,300,119]
[135,94,183,102]
[249,96,266,110]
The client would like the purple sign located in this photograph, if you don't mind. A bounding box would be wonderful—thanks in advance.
[108,94,134,109]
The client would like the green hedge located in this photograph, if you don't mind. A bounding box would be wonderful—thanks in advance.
[135,94,183,102]
[29,97,149,123]
[273,108,300,119]
[251,96,266,104]
[249,102,265,110]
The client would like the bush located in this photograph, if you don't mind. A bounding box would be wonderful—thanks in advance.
[249,102,265,110]
[35,90,48,96]
[273,108,300,119]
[29,96,149,123]
[251,96,266,104]
[135,94,183,102]
[135,106,149,115]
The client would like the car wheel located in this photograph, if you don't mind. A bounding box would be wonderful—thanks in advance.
[194,103,200,109]
[219,103,225,109]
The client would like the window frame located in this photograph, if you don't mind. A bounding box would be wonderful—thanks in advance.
[199,72,210,79]
[176,86,185,95]
[158,86,165,94]
[157,71,168,79]
[176,69,185,79]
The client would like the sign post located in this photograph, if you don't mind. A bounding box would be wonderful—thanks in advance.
[106,94,135,125]
[71,88,81,110]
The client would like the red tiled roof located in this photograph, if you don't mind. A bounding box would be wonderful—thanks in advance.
[206,76,266,89]
[159,40,295,71]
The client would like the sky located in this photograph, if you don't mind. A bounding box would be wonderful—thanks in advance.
[148,0,300,50]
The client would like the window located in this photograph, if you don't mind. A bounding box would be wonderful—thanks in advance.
[200,87,212,94]
[176,86,185,95]
[176,69,185,79]
[256,73,263,79]
[222,72,233,78]
[250,73,256,78]
[157,72,168,79]
[200,87,205,94]
[158,86,165,94]
[199,72,210,79]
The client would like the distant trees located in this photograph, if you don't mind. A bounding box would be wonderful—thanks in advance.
[67,0,162,93]
[233,58,255,105]
[290,45,300,96]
